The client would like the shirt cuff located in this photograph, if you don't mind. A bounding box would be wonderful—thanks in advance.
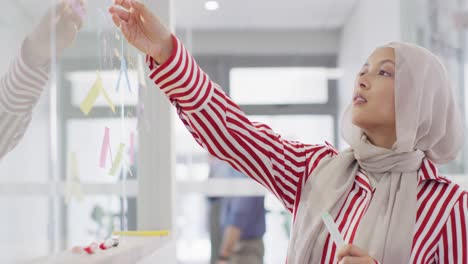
[146,34,214,112]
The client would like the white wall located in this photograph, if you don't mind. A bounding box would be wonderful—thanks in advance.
[337,0,401,148]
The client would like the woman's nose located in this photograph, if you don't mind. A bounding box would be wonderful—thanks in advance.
[358,75,370,89]
[359,81,369,89]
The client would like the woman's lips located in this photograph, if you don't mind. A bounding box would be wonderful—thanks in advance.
[353,95,367,105]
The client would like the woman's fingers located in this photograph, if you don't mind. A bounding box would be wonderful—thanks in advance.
[111,13,123,28]
[130,0,149,21]
[109,6,130,22]
[337,244,368,260]
[68,7,83,29]
[338,256,373,264]
[114,0,132,10]
[111,14,130,39]
[120,21,131,40]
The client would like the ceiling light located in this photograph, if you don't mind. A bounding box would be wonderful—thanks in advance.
[204,1,219,11]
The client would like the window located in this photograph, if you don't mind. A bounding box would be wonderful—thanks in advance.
[230,67,332,104]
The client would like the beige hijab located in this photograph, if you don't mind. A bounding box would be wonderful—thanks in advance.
[287,42,463,263]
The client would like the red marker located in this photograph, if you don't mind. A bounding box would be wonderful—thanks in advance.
[84,242,98,254]
[99,239,114,250]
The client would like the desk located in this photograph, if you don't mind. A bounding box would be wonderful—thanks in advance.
[23,236,173,264]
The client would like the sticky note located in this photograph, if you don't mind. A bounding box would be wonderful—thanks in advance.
[66,152,84,203]
[70,181,84,201]
[79,72,116,115]
[79,77,101,115]
[116,57,132,92]
[101,88,116,113]
[100,127,113,168]
[109,143,125,176]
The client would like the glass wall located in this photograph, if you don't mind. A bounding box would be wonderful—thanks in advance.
[0,0,143,262]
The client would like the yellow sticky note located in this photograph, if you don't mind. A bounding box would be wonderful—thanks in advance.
[101,86,116,113]
[109,143,125,176]
[66,152,84,203]
[71,181,84,201]
[79,76,101,115]
[79,72,116,115]
[66,181,84,203]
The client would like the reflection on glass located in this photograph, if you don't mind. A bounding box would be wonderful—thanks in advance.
[67,119,137,183]
[68,70,139,107]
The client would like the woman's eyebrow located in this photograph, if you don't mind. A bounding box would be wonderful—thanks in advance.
[363,59,395,67]
[379,59,395,66]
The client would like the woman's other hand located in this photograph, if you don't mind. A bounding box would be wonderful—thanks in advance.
[336,244,377,264]
[25,0,84,67]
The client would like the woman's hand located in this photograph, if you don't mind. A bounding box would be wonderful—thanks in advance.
[108,0,173,64]
[25,0,84,67]
[336,244,376,264]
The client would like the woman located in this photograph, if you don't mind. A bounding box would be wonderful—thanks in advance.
[109,1,467,263]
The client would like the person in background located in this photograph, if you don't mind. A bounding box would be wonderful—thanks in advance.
[0,0,83,160]
[207,156,229,264]
[207,157,266,264]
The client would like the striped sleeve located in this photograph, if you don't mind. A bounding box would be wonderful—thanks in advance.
[437,191,467,264]
[146,35,334,212]
[0,41,49,159]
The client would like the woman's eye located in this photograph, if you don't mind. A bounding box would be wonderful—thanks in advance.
[379,70,391,76]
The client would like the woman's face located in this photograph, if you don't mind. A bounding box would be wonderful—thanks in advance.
[351,47,396,133]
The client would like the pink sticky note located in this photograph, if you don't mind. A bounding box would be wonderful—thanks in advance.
[69,0,85,18]
[128,132,135,166]
[99,127,113,168]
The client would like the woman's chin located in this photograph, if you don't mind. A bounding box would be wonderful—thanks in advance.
[351,114,367,129]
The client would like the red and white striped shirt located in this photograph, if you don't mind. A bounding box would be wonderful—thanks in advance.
[0,42,49,160]
[147,35,468,264]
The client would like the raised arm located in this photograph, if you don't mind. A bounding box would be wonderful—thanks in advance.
[110,0,336,213]
[0,1,83,159]
[0,43,49,160]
